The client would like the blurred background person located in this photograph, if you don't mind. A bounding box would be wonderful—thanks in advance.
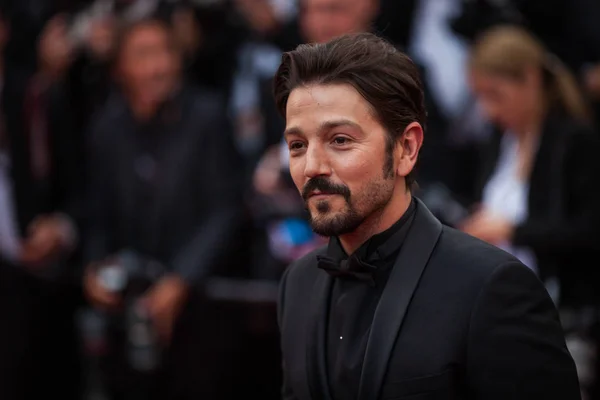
[82,16,249,400]
[462,25,598,304]
[460,25,600,397]
[0,6,85,400]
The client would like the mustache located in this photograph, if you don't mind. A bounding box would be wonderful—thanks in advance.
[301,177,351,201]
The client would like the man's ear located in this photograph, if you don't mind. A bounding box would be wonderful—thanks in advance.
[394,122,423,178]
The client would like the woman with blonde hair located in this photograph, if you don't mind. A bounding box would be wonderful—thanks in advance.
[460,25,600,309]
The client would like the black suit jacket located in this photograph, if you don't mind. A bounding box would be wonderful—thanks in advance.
[1,66,86,287]
[473,113,600,306]
[278,200,580,400]
[0,67,84,400]
[86,85,247,283]
[3,67,84,237]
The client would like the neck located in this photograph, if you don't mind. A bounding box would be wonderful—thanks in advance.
[513,114,544,156]
[128,82,179,121]
[515,129,540,152]
[514,98,547,138]
[338,186,412,255]
[129,96,161,121]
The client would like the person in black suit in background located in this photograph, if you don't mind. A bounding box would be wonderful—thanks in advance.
[460,26,600,397]
[0,10,85,400]
[83,16,247,400]
[461,25,600,309]
[274,32,580,400]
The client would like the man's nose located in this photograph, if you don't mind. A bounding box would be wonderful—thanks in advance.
[304,145,331,178]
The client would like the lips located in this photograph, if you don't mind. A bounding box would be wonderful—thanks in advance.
[309,191,337,198]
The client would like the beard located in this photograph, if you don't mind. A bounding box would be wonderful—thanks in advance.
[303,172,395,237]
[309,199,364,237]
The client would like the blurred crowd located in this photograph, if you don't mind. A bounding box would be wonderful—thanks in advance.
[0,0,600,399]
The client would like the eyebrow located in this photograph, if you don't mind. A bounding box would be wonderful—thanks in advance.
[283,118,363,139]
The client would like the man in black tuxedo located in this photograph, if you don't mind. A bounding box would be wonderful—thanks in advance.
[273,32,581,400]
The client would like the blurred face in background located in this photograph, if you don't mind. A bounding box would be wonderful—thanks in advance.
[469,68,542,132]
[116,21,181,107]
[300,0,378,44]
[38,16,74,79]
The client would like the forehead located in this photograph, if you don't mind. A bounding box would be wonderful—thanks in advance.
[121,24,169,53]
[286,84,375,130]
[471,71,521,92]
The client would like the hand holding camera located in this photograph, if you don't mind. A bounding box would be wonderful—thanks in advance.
[142,274,189,344]
[84,250,188,345]
[84,256,124,311]
[85,250,187,371]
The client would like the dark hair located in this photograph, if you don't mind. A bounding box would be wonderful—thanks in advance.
[273,32,426,188]
[111,15,176,68]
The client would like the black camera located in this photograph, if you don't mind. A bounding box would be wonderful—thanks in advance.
[96,249,166,373]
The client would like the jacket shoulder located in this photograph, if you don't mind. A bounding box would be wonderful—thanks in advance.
[434,226,526,280]
[415,226,540,326]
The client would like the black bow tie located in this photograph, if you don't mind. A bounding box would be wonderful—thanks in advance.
[317,254,377,286]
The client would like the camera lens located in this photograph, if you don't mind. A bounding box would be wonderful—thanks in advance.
[98,264,128,293]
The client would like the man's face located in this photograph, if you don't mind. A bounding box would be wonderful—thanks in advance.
[300,0,377,44]
[284,84,398,237]
[117,23,180,105]
[469,69,543,133]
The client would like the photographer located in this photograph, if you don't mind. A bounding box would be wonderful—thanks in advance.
[83,15,247,400]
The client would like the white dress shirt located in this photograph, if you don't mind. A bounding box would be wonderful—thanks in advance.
[481,132,538,273]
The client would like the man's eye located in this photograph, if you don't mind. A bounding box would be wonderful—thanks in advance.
[332,136,350,145]
[289,142,305,150]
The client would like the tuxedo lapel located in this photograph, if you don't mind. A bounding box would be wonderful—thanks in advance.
[306,269,334,400]
[357,199,442,400]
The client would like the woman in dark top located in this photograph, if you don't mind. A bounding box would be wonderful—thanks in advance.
[460,26,600,309]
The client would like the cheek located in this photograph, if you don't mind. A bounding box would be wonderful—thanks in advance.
[331,150,381,192]
[504,97,529,124]
[332,16,355,35]
[288,159,305,191]
[478,97,499,120]
[303,15,326,41]
[481,98,514,126]
[502,87,532,122]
